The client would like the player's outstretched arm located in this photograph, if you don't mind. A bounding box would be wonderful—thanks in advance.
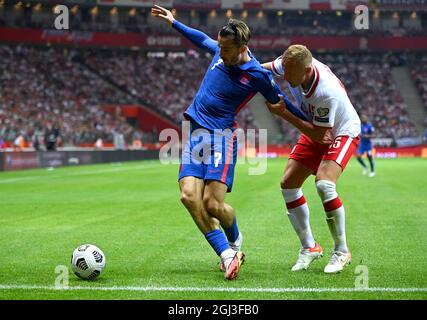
[266,96,333,145]
[151,5,217,54]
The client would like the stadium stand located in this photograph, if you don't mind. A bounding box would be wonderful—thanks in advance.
[0,45,139,147]
[0,44,424,147]
[410,55,427,127]
[0,2,426,148]
[1,3,425,37]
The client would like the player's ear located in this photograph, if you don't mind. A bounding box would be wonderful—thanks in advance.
[239,44,246,54]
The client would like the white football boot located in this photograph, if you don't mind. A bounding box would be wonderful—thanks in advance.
[219,232,243,272]
[291,242,323,272]
[324,251,352,274]
[223,251,245,280]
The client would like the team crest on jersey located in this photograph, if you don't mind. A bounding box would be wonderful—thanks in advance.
[317,107,329,117]
[239,73,252,85]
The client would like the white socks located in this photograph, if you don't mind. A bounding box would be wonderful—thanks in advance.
[316,180,349,253]
[282,188,315,249]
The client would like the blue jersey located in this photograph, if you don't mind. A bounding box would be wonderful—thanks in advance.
[360,123,374,146]
[172,20,306,130]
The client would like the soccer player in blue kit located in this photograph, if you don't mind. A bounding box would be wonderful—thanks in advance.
[151,5,305,280]
[357,115,375,177]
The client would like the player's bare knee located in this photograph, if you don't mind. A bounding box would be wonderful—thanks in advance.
[180,190,199,209]
[281,175,303,189]
[315,180,337,203]
[203,197,222,216]
[280,176,291,189]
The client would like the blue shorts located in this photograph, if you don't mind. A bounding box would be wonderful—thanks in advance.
[178,120,237,192]
[357,143,373,155]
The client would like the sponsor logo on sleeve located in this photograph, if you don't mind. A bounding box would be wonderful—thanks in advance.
[314,116,330,123]
[317,107,330,117]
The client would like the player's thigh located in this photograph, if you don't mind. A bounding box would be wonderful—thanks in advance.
[179,176,205,205]
[316,160,343,183]
[357,145,368,157]
[318,135,359,182]
[281,158,313,189]
[203,180,228,208]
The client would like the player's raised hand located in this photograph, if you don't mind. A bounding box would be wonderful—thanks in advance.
[151,5,175,25]
[266,94,287,117]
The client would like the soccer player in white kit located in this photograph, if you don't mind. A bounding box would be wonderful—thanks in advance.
[262,45,361,273]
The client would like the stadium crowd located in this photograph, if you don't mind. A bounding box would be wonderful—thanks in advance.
[0,44,424,148]
[0,45,140,148]
[84,50,260,130]
[1,3,425,37]
[410,55,427,127]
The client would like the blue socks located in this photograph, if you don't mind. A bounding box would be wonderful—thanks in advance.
[367,155,375,172]
[221,217,239,243]
[357,156,367,169]
[205,229,230,256]
[205,217,240,256]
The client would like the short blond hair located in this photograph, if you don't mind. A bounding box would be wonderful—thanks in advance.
[283,44,312,68]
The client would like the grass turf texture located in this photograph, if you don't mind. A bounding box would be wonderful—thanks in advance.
[0,158,426,300]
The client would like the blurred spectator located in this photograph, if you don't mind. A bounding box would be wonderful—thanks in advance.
[113,128,125,150]
[132,137,142,149]
[94,137,104,149]
[32,127,44,151]
[44,123,60,151]
[13,132,26,151]
[0,136,5,151]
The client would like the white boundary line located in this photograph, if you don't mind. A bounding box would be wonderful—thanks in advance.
[0,163,163,184]
[0,285,426,293]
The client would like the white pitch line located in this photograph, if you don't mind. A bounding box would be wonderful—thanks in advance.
[0,163,163,184]
[0,285,426,293]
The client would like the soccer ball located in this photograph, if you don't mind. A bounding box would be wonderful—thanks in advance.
[71,244,106,280]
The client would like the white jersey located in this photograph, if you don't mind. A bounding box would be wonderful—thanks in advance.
[270,57,361,138]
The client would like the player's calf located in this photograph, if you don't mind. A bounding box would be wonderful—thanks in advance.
[316,180,349,254]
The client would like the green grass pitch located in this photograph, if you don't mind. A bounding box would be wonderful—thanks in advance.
[0,158,426,300]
